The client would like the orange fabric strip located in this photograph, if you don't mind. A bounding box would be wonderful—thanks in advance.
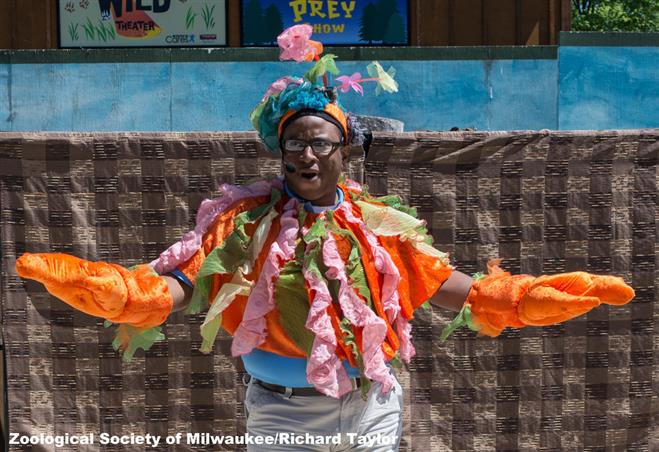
[379,236,453,319]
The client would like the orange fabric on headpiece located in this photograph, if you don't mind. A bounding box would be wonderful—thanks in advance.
[324,103,349,137]
[277,103,349,140]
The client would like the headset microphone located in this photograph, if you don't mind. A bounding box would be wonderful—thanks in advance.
[285,163,296,173]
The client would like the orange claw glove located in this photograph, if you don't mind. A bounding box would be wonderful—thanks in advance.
[441,259,635,339]
[16,253,174,360]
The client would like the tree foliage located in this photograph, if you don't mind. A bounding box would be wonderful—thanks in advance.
[359,3,378,43]
[383,13,405,43]
[572,0,659,31]
[243,0,285,45]
[243,0,265,44]
[263,4,284,44]
[359,0,407,44]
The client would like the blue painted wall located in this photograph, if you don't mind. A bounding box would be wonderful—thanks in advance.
[0,64,9,127]
[1,36,658,132]
[558,46,659,130]
[169,59,558,132]
[0,58,558,132]
[9,62,172,131]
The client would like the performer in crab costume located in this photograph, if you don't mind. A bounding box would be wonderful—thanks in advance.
[16,25,634,451]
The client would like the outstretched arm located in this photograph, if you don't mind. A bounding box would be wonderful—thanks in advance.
[163,275,193,313]
[16,253,173,327]
[429,270,473,312]
[438,260,636,339]
[15,253,188,360]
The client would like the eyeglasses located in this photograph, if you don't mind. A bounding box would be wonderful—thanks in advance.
[282,139,342,156]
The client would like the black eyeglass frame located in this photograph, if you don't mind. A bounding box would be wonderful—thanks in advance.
[281,139,344,157]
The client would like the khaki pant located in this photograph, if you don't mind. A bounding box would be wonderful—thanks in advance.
[244,377,403,451]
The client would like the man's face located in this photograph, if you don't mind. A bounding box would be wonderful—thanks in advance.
[281,114,348,206]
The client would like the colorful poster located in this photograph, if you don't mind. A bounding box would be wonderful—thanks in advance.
[241,0,408,46]
[58,0,227,47]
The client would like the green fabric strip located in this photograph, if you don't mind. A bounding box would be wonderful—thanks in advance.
[104,321,165,363]
[103,265,166,361]
[199,277,251,353]
[185,226,249,315]
[439,304,479,341]
[274,257,315,356]
[339,318,371,399]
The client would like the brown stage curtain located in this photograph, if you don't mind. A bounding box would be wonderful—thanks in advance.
[1,130,656,451]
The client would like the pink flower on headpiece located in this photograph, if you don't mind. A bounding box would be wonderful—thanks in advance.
[277,24,323,62]
[261,76,303,102]
[336,72,365,96]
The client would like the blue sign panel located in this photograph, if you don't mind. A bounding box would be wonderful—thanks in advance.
[241,0,409,46]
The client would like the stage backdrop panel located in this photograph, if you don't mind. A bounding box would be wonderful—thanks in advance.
[0,130,657,451]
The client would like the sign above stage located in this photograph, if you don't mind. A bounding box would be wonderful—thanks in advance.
[58,0,227,48]
[241,0,409,46]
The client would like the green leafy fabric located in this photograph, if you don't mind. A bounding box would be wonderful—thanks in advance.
[102,266,166,361]
[355,200,425,237]
[305,54,339,84]
[186,230,249,314]
[472,272,486,281]
[200,274,251,353]
[247,206,281,265]
[186,277,212,315]
[339,318,371,399]
[200,315,222,355]
[325,278,341,303]
[106,322,165,362]
[300,218,335,310]
[439,303,479,341]
[389,351,403,371]
[303,218,345,307]
[355,199,450,263]
[435,271,488,343]
[302,216,327,263]
[355,190,429,243]
[343,245,372,307]
[348,185,368,201]
[369,193,418,217]
[274,259,315,356]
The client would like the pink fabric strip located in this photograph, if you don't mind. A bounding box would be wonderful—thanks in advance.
[230,198,299,357]
[338,202,416,363]
[303,235,353,398]
[149,178,282,275]
[342,178,362,192]
[322,231,395,394]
